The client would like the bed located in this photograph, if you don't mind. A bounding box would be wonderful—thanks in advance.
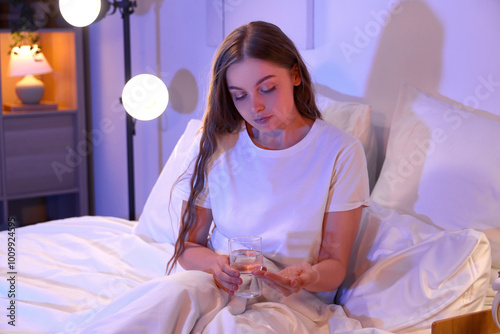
[1,82,498,333]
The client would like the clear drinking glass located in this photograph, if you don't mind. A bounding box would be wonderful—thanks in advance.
[229,236,263,298]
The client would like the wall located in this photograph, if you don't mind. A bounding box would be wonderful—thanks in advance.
[88,0,500,219]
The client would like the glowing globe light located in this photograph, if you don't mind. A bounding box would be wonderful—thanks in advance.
[122,74,169,121]
[59,0,101,27]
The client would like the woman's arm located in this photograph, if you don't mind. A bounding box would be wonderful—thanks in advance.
[305,206,362,292]
[177,201,214,270]
[177,201,242,295]
[255,206,363,296]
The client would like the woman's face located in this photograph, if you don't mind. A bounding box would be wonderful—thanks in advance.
[226,58,301,133]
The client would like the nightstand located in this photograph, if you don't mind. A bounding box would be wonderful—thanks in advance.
[0,28,89,229]
[432,309,500,334]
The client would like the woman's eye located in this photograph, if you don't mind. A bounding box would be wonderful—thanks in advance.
[261,86,276,94]
[234,94,247,101]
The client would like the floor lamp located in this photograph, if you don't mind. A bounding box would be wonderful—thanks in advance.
[121,1,136,220]
[59,0,169,221]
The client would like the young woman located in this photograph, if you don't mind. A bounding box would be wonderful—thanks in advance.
[168,21,369,303]
[76,21,370,333]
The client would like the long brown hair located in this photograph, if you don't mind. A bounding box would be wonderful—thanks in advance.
[166,21,321,274]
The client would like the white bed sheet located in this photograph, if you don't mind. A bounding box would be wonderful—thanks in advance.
[0,215,394,334]
[0,202,490,334]
[0,216,173,333]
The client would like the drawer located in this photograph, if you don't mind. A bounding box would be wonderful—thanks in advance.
[4,114,78,195]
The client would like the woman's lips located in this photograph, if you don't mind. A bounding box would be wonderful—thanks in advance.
[254,116,271,124]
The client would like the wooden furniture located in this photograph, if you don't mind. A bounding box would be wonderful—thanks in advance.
[432,309,500,334]
[0,28,88,230]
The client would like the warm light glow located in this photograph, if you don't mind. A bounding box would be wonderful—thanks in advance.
[9,45,52,77]
[8,45,52,104]
[122,74,169,121]
[59,0,101,27]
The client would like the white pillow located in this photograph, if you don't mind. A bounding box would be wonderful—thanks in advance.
[135,95,374,244]
[316,94,377,189]
[338,201,491,332]
[134,119,202,243]
[371,83,500,269]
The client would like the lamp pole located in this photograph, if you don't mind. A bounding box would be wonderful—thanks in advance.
[117,0,137,220]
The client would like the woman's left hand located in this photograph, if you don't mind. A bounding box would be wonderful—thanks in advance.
[252,263,319,297]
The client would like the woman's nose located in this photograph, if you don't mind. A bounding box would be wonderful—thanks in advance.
[251,95,264,113]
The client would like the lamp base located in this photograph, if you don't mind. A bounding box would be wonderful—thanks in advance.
[15,74,45,104]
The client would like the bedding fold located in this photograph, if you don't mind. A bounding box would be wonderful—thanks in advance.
[0,208,489,334]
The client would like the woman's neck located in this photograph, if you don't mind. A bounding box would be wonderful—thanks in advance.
[247,116,314,150]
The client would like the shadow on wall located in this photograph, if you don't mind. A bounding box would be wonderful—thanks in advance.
[364,0,443,178]
[315,83,366,105]
[133,0,166,95]
[168,69,199,115]
[131,1,200,115]
[128,0,199,171]
[134,0,165,16]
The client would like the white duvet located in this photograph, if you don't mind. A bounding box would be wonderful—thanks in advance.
[0,203,491,334]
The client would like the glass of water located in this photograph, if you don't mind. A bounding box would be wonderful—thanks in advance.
[229,236,263,298]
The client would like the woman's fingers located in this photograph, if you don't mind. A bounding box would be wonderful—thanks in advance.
[252,263,318,296]
[253,270,298,296]
[263,271,292,285]
[211,255,242,295]
[253,269,291,285]
[215,260,316,297]
[218,255,240,278]
[260,276,295,296]
[251,268,267,277]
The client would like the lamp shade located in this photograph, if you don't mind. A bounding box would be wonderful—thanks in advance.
[8,45,52,77]
[122,74,169,121]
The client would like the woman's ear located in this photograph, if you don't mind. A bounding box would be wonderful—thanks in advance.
[291,64,302,86]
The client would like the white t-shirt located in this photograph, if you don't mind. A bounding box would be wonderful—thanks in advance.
[174,119,369,272]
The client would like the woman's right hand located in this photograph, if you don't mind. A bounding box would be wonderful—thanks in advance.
[208,254,242,295]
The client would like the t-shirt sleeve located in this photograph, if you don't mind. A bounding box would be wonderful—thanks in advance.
[172,132,212,209]
[326,138,370,212]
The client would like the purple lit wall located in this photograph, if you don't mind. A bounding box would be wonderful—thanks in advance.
[87,0,500,219]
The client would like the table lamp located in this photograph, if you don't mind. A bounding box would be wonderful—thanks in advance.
[8,44,53,105]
